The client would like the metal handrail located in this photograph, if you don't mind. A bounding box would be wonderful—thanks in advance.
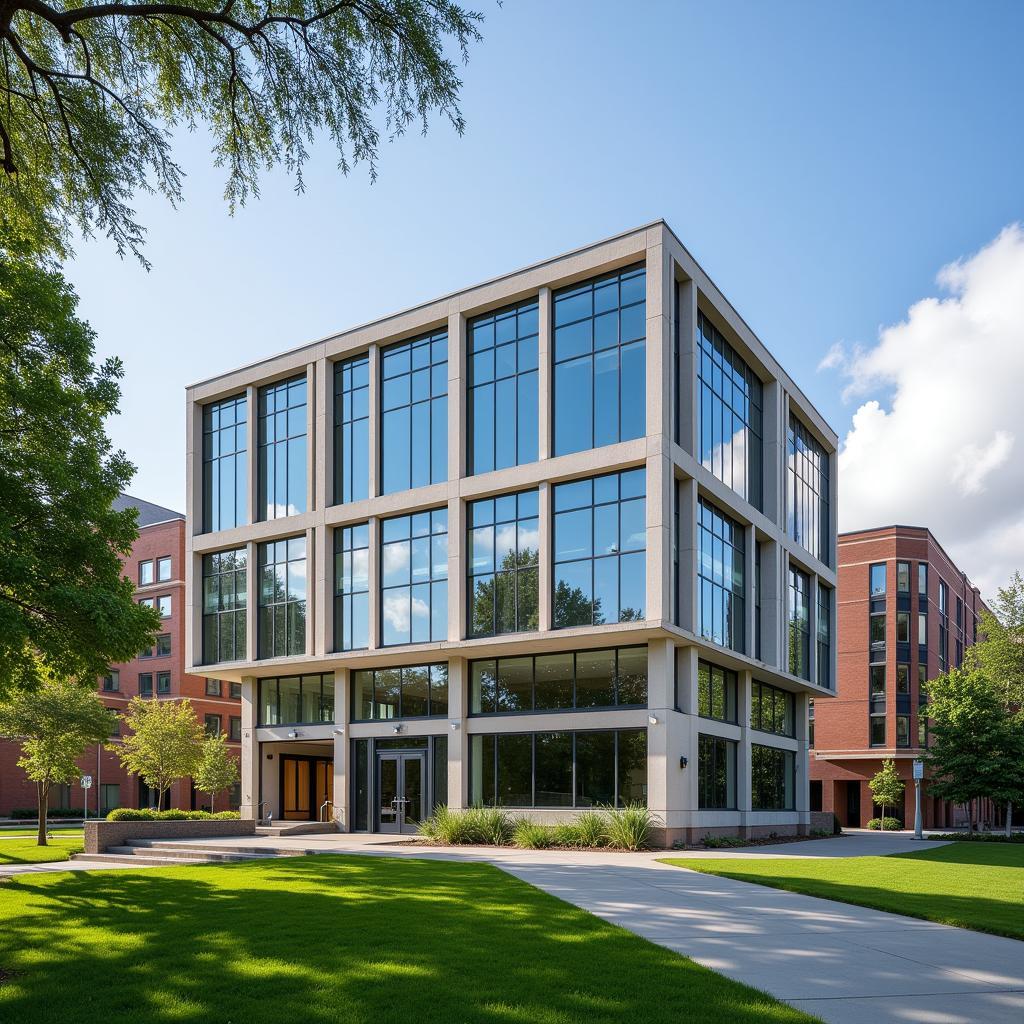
[319,800,334,823]
[257,800,271,824]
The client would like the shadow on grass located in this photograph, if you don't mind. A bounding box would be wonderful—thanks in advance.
[0,854,816,1024]
[894,842,1024,869]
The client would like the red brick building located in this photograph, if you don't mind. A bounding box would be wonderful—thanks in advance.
[810,525,985,829]
[0,495,241,818]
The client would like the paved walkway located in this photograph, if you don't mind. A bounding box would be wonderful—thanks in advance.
[4,832,1022,1023]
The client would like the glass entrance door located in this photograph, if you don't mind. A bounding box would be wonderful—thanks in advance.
[281,755,332,820]
[376,752,425,833]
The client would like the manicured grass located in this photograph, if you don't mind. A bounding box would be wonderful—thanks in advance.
[0,826,83,836]
[0,837,83,864]
[0,855,817,1024]
[661,843,1024,940]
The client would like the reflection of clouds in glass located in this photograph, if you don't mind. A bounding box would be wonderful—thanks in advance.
[272,503,304,518]
[495,523,516,558]
[471,528,494,572]
[703,425,748,499]
[351,550,369,589]
[411,596,430,624]
[382,593,409,633]
[518,524,540,552]
[383,543,410,579]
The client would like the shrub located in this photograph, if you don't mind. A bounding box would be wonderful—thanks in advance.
[211,810,241,820]
[573,809,609,848]
[418,806,516,845]
[925,832,1024,844]
[809,828,833,838]
[701,834,748,849]
[513,820,555,849]
[11,807,86,819]
[867,816,903,831]
[105,808,241,822]
[832,813,843,835]
[604,803,655,851]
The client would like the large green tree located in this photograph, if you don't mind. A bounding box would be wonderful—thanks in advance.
[0,0,484,262]
[0,668,115,845]
[925,667,1024,831]
[0,243,159,695]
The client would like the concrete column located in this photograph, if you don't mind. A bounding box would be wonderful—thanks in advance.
[674,645,700,828]
[745,524,757,660]
[367,344,380,498]
[677,476,699,634]
[246,384,258,523]
[646,451,672,623]
[795,691,811,834]
[240,676,259,820]
[332,669,349,830]
[762,380,784,530]
[367,517,380,650]
[645,242,672,440]
[245,540,258,662]
[305,525,315,657]
[538,481,552,631]
[677,278,698,457]
[646,639,675,829]
[306,362,317,513]
[447,657,467,810]
[317,355,331,511]
[448,308,466,481]
[537,286,552,461]
[319,524,333,656]
[737,670,753,834]
[447,493,463,642]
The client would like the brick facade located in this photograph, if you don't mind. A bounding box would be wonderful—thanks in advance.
[810,525,985,829]
[0,498,242,818]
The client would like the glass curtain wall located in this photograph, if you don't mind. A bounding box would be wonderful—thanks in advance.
[202,394,247,532]
[257,376,307,520]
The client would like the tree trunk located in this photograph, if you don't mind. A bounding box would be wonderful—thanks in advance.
[36,781,48,847]
[969,799,976,833]
[1007,801,1014,838]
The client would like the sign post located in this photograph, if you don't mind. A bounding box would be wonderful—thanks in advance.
[80,775,93,823]
[912,760,924,839]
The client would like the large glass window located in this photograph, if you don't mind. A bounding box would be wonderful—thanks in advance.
[257,376,307,521]
[693,660,738,723]
[468,300,538,474]
[201,548,247,664]
[381,330,447,494]
[870,563,887,597]
[553,468,645,628]
[470,729,647,808]
[333,353,369,505]
[697,498,746,652]
[750,680,795,737]
[788,567,810,679]
[467,491,539,637]
[257,536,306,658]
[333,524,369,652]
[380,509,448,646]
[470,646,647,714]
[202,393,247,532]
[938,580,949,672]
[698,734,737,809]
[817,585,832,689]
[787,415,830,565]
[553,266,645,456]
[258,674,333,725]
[896,561,911,593]
[751,744,795,810]
[697,312,763,508]
[351,664,448,720]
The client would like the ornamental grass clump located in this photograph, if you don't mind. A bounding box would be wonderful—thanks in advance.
[604,803,655,851]
[418,806,515,845]
[513,820,555,849]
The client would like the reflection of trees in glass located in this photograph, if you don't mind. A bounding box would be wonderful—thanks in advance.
[619,607,644,622]
[553,581,600,629]
[470,548,539,636]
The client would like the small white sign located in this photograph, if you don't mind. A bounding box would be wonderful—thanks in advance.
[913,760,924,780]
[80,775,93,789]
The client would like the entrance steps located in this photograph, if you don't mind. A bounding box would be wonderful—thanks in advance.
[72,838,293,867]
[256,821,338,837]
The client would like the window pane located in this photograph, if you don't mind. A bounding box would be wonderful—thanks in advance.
[575,731,615,807]
[575,649,615,708]
[534,733,572,807]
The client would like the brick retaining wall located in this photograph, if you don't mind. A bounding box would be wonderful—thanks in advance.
[85,818,256,854]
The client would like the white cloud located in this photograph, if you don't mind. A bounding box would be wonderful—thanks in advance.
[817,341,847,372]
[836,224,1024,599]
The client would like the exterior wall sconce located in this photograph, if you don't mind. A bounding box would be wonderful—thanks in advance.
[332,727,345,736]
[648,714,659,725]
[287,729,301,739]
[679,756,688,770]
[450,720,460,731]
[392,723,403,734]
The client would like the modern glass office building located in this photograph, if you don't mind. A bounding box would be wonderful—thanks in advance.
[184,222,838,845]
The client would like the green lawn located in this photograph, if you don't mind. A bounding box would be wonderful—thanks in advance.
[0,855,817,1024]
[0,837,83,864]
[661,843,1024,940]
[0,825,83,836]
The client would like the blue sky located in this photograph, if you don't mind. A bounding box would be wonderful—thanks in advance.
[67,1,1024,590]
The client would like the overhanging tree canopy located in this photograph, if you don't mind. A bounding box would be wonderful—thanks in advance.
[0,0,484,261]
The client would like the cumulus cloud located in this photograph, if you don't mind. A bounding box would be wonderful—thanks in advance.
[817,341,847,372]
[835,224,1024,599]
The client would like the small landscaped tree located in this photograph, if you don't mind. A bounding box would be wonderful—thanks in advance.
[113,697,204,811]
[194,732,240,813]
[869,759,905,829]
[0,670,115,845]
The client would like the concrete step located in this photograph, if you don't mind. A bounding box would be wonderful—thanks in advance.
[256,821,338,836]
[127,840,291,859]
[71,852,219,867]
